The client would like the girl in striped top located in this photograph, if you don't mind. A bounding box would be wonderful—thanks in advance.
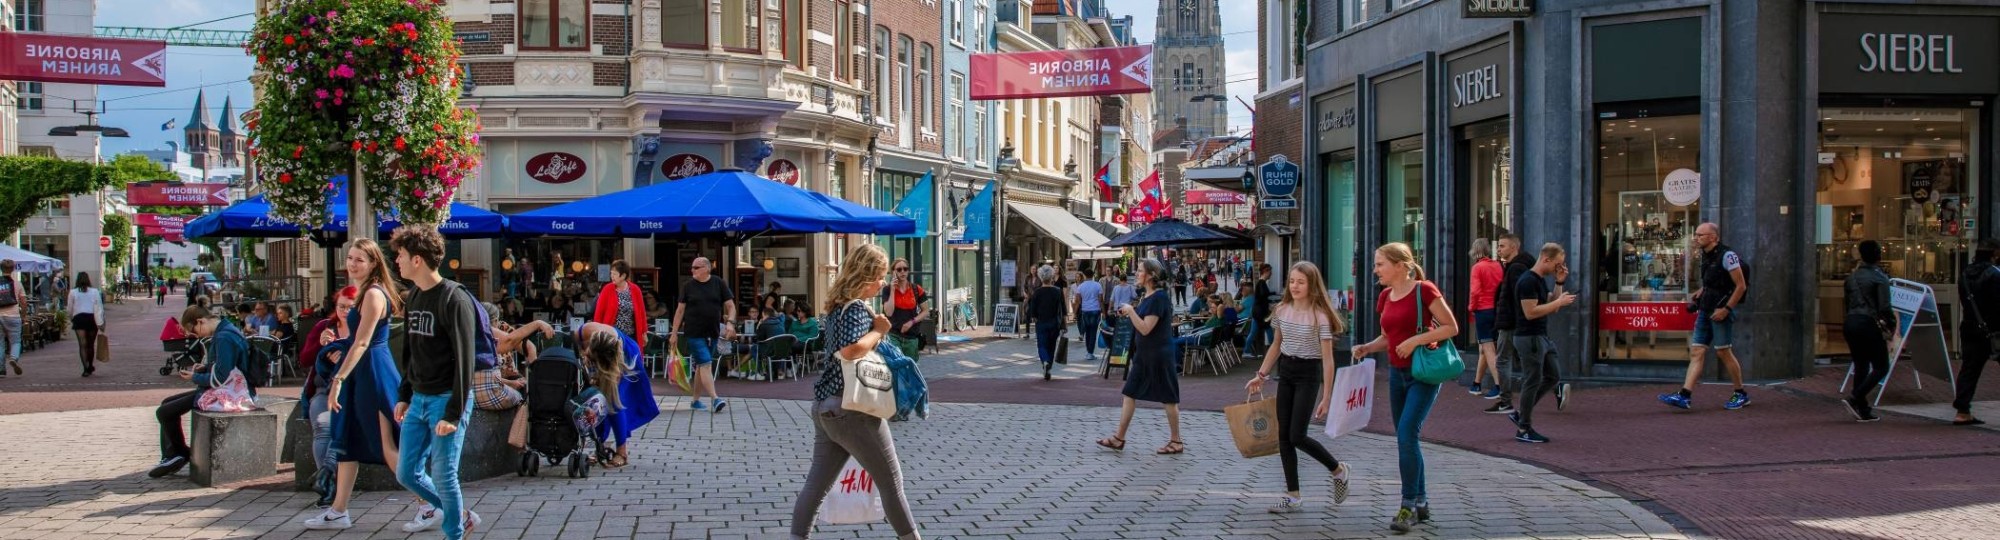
[1244,261,1350,514]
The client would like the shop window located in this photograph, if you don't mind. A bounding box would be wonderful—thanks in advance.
[1465,119,1513,244]
[1323,151,1358,326]
[720,0,759,53]
[1595,109,1700,362]
[1815,106,1980,356]
[782,0,805,67]
[1383,136,1425,259]
[663,0,705,48]
[520,0,588,49]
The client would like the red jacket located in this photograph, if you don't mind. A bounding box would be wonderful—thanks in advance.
[593,281,648,349]
[1470,258,1502,312]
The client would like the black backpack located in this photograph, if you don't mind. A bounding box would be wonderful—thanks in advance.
[0,276,15,308]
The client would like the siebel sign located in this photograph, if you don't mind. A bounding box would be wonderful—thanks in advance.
[970,45,1152,100]
[0,33,167,87]
[1463,0,1534,18]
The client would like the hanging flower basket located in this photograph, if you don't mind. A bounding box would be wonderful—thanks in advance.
[248,0,481,227]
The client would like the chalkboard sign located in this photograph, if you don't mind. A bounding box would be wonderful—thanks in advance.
[630,267,660,298]
[734,268,758,315]
[992,303,1020,335]
[1101,315,1133,379]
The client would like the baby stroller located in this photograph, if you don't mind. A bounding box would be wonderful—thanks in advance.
[517,346,606,478]
[158,318,206,376]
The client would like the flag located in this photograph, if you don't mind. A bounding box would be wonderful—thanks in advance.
[160,118,175,131]
[1094,160,1115,203]
[962,181,995,241]
[891,171,934,238]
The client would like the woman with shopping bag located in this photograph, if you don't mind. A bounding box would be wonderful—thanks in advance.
[1245,261,1350,514]
[1351,243,1459,534]
[1095,257,1184,455]
[789,244,920,540]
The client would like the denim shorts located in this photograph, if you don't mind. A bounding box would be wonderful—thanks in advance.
[1472,309,1497,344]
[686,337,719,366]
[1692,310,1735,349]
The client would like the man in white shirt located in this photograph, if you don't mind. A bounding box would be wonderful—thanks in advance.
[1072,268,1105,362]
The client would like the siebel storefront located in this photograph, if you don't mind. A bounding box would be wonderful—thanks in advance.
[1299,0,2000,382]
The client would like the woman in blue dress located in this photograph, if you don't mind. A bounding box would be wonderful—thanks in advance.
[578,321,659,467]
[1097,257,1184,455]
[306,239,429,531]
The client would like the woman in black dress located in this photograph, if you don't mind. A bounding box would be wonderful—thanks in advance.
[1096,257,1183,454]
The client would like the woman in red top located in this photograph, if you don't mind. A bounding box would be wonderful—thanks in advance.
[1467,239,1504,398]
[1351,242,1458,534]
[592,260,648,351]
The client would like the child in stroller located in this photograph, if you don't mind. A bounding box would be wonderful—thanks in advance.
[158,317,206,376]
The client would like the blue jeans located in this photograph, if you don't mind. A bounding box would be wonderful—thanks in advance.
[308,392,334,475]
[1692,310,1735,349]
[1388,367,1439,508]
[398,393,472,539]
[1076,311,1101,357]
[0,315,19,362]
[1243,319,1272,356]
[1034,322,1062,367]
[687,337,718,366]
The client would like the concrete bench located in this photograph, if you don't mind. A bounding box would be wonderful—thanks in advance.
[290,406,519,492]
[190,409,280,487]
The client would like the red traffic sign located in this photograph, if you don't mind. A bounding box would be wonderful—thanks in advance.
[0,33,167,87]
[98,236,113,250]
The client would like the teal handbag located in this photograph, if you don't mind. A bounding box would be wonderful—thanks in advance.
[1410,282,1465,385]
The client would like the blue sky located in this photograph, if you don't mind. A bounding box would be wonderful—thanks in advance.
[95,0,255,160]
[91,0,1252,159]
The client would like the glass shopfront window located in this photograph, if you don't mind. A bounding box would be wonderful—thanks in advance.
[1815,106,1981,355]
[1465,120,1513,244]
[1594,109,1701,362]
[1323,150,1358,324]
[1384,137,1425,259]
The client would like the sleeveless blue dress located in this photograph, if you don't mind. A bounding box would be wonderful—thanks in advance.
[330,287,403,464]
[595,329,660,447]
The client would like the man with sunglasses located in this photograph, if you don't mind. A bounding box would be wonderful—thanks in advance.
[1661,222,1751,411]
[671,257,737,412]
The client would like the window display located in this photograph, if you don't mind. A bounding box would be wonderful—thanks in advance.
[1595,113,1701,362]
[1814,107,1980,356]
[1385,137,1425,259]
[1323,152,1357,326]
[1466,120,1513,244]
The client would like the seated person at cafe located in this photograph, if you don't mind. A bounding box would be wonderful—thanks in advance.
[1188,286,1210,316]
[247,302,277,332]
[271,304,297,343]
[788,303,819,343]
[1176,292,1237,347]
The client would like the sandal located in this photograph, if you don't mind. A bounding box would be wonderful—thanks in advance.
[1157,440,1185,455]
[1095,436,1126,451]
[605,454,629,468]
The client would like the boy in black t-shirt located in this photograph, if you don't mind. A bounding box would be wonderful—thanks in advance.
[387,226,482,538]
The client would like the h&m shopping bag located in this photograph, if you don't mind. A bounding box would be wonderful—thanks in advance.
[816,458,886,525]
[1225,393,1280,459]
[1324,358,1376,440]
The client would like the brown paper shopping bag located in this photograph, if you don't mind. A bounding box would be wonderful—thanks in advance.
[1225,393,1280,459]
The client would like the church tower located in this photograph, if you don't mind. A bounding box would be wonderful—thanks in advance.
[1153,0,1228,143]
[216,95,245,168]
[183,90,220,172]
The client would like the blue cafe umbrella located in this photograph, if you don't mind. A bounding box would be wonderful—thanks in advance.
[509,169,914,239]
[185,177,508,240]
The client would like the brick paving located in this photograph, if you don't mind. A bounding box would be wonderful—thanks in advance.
[0,399,1680,539]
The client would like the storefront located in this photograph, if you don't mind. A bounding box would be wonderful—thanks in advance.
[1812,11,1998,357]
[1316,88,1360,324]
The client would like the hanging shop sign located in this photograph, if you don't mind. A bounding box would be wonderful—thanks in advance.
[127,182,230,206]
[0,33,167,87]
[1463,0,1535,18]
[969,45,1153,100]
[766,159,800,186]
[661,153,715,180]
[1186,190,1249,205]
[1662,168,1701,207]
[525,151,589,184]
[1258,155,1301,210]
[1597,302,1697,332]
[1820,15,1998,95]
[1446,42,1511,126]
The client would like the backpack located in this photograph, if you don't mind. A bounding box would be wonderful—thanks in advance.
[447,282,502,371]
[0,276,15,308]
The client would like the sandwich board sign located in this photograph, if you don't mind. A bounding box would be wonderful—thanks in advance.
[1846,278,1957,407]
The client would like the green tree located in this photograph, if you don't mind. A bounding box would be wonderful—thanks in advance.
[103,214,133,272]
[0,154,175,239]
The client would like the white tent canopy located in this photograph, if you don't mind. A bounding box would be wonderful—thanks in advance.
[0,244,64,273]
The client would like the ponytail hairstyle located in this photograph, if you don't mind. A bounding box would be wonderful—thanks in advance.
[1377,242,1427,282]
[581,329,627,411]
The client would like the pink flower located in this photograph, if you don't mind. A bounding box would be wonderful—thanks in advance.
[330,64,355,78]
[315,89,329,99]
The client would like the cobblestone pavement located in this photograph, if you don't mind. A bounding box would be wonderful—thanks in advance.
[0,399,1682,540]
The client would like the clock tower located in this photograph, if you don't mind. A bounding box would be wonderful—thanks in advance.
[1153,0,1229,144]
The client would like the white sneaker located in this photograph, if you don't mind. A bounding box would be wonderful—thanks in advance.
[302,511,352,530]
[401,506,442,533]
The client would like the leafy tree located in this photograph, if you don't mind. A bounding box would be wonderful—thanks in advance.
[0,154,175,239]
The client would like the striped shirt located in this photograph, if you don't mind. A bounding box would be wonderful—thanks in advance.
[1272,305,1336,359]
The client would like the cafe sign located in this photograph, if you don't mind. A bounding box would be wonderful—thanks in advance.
[1820,15,1998,95]
[661,153,715,180]
[1463,0,1534,18]
[525,152,588,184]
[766,159,800,186]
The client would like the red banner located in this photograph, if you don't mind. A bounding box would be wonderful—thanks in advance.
[128,183,230,206]
[1185,190,1248,205]
[135,213,194,229]
[0,33,167,87]
[970,45,1152,100]
[1597,302,1698,332]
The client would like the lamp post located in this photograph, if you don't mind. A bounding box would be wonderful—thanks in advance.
[989,141,1020,324]
[49,109,129,286]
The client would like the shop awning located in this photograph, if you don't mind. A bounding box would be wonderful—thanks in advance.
[1006,201,1121,260]
[1184,166,1254,192]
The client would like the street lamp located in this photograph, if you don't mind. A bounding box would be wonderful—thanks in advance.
[990,140,1021,323]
